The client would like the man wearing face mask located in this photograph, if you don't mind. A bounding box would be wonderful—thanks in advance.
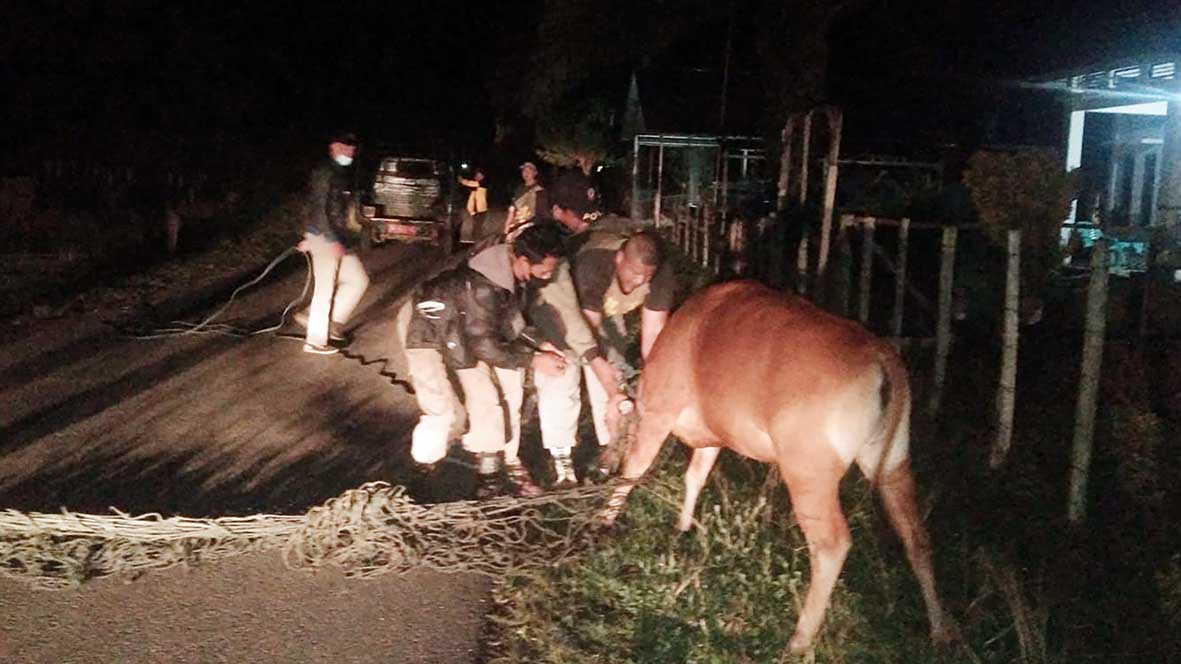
[294,131,370,355]
[397,223,568,498]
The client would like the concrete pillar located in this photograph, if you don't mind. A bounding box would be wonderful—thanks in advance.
[1156,95,1181,227]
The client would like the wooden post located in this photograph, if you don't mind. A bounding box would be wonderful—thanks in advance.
[630,135,642,221]
[836,218,853,317]
[777,116,795,211]
[653,143,665,227]
[817,107,843,278]
[796,231,810,295]
[798,110,813,205]
[1068,241,1109,523]
[891,218,911,338]
[991,229,1022,469]
[857,217,875,323]
[699,206,708,269]
[929,226,958,417]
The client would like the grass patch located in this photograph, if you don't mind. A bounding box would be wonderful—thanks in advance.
[485,451,970,663]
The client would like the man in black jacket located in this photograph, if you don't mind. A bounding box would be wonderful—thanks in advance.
[396,224,568,497]
[295,131,370,355]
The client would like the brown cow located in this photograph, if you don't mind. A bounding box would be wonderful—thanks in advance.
[598,280,952,654]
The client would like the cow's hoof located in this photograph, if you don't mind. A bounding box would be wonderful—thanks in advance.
[593,510,618,528]
[786,633,814,657]
[931,619,961,649]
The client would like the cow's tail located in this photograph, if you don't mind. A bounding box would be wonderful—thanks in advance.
[867,342,911,490]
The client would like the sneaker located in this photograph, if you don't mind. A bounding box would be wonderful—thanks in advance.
[293,311,347,342]
[302,343,339,355]
[505,461,544,498]
[552,454,577,488]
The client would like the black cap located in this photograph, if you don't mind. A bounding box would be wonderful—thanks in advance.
[550,172,595,216]
[328,130,359,146]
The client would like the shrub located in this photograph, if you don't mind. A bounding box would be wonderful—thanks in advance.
[962,148,1074,303]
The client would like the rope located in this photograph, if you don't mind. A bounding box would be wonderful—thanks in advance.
[0,480,637,590]
[120,246,311,340]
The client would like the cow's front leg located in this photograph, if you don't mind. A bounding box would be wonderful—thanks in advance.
[597,410,675,526]
[677,446,721,531]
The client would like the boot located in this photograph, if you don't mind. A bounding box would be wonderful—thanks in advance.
[474,452,505,499]
[475,472,505,500]
[505,460,544,498]
[551,452,577,489]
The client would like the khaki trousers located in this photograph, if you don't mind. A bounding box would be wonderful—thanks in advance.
[584,364,614,448]
[304,232,369,347]
[533,358,582,451]
[396,301,524,464]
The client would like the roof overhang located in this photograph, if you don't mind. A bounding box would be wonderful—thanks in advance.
[1023,52,1181,110]
[633,134,762,149]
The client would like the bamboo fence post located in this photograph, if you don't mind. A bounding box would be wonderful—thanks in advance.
[891,217,911,338]
[799,111,813,205]
[699,206,708,269]
[929,225,958,417]
[991,229,1022,469]
[777,117,795,211]
[837,216,853,316]
[857,217,875,323]
[796,231,810,295]
[769,214,784,288]
[817,108,843,278]
[1068,241,1109,523]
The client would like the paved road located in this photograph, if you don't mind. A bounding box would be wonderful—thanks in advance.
[1,241,449,515]
[0,240,492,663]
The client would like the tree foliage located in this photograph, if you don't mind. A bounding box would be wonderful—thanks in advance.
[963,148,1074,294]
[534,98,615,169]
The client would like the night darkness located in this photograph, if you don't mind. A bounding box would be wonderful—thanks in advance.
[3,0,1178,169]
[5,2,1181,660]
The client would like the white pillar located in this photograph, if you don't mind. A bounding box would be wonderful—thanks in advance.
[1156,98,1181,227]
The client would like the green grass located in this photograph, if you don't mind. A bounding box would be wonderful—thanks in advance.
[485,450,977,663]
[485,246,1181,662]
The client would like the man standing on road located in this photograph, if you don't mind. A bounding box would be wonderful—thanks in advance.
[504,161,546,238]
[397,224,567,498]
[457,167,488,243]
[296,131,370,355]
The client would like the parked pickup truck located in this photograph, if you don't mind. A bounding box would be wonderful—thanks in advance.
[361,156,455,252]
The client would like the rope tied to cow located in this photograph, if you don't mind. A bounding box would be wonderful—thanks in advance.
[0,480,635,591]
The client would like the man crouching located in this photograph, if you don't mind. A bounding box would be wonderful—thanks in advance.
[396,224,568,498]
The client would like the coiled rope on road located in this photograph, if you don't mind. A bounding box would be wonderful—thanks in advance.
[0,480,625,590]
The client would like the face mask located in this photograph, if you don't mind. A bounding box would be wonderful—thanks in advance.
[527,275,551,289]
[333,154,353,167]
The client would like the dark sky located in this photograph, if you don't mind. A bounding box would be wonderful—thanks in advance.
[2,0,512,152]
[2,0,1177,164]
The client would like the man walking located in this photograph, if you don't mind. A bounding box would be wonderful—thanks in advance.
[296,131,370,355]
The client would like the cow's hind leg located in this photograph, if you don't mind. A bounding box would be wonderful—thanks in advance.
[597,410,676,526]
[877,460,952,646]
[677,446,721,531]
[781,459,851,654]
